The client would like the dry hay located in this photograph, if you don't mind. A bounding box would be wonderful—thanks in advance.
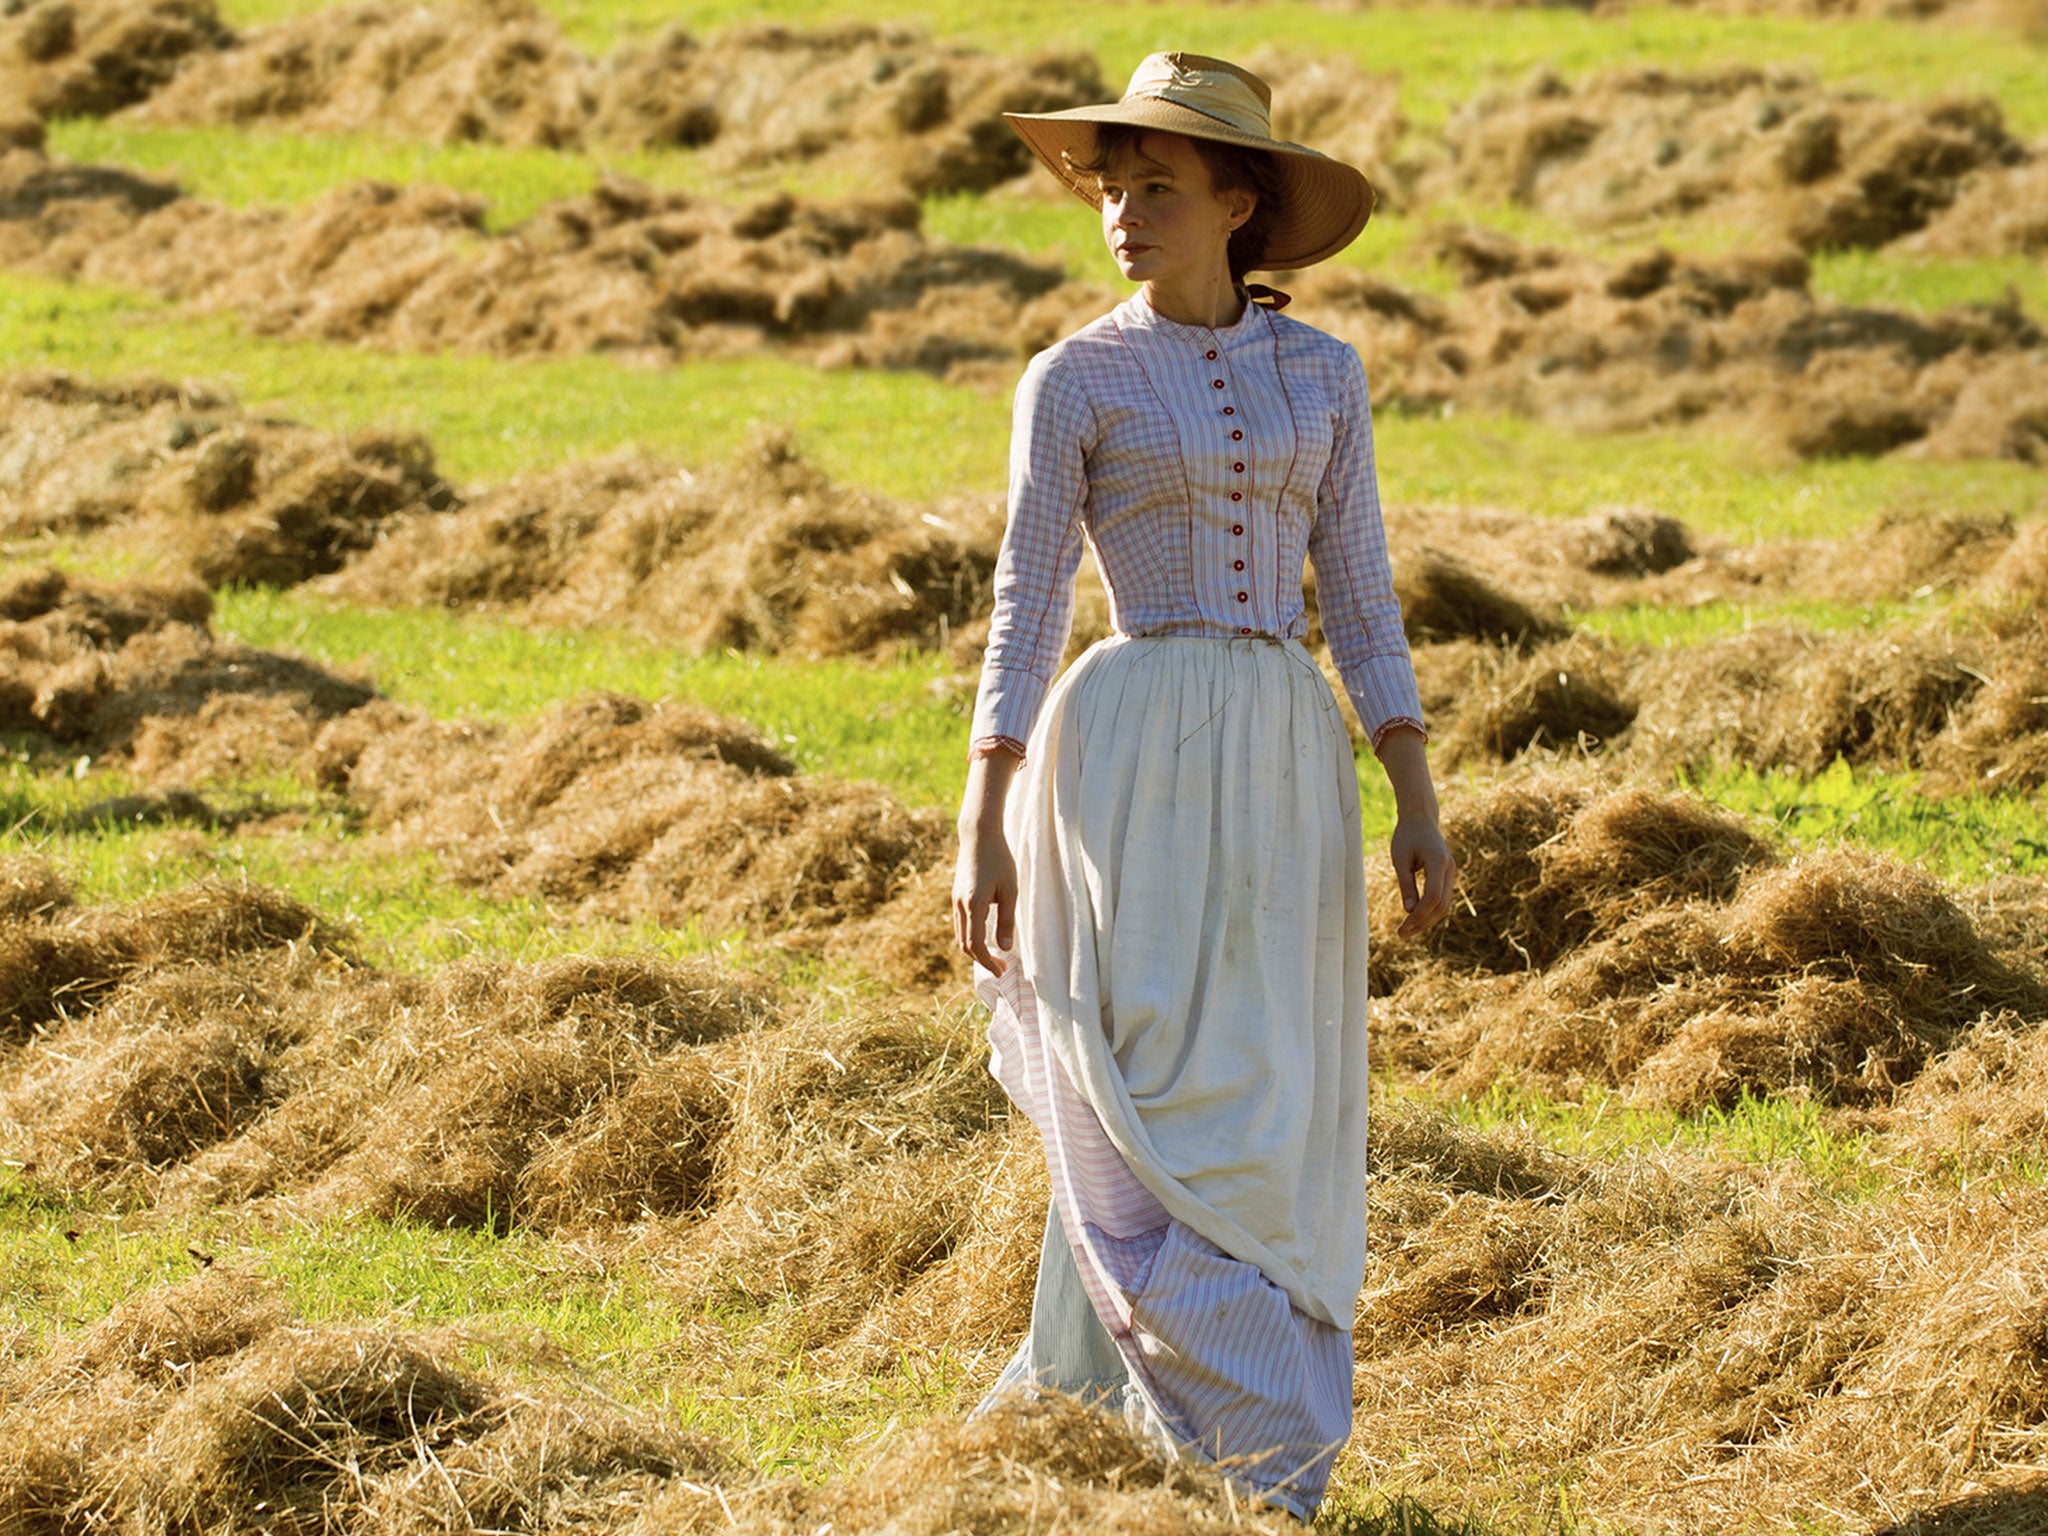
[324,432,1006,658]
[0,864,342,1041]
[0,0,229,122]
[331,692,963,991]
[0,1274,731,1535]
[0,370,455,584]
[1367,769,2048,1110]
[1416,63,2035,254]
[0,1268,1272,1536]
[0,566,376,766]
[129,2,1107,197]
[0,150,1088,381]
[1353,1103,2048,1533]
[0,876,1028,1371]
[1293,230,2048,463]
[1407,606,2048,793]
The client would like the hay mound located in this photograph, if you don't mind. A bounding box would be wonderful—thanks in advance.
[3,592,375,761]
[0,156,1083,380]
[1294,233,2048,463]
[337,692,961,989]
[1370,770,2048,1108]
[326,432,1005,657]
[131,3,1107,196]
[1420,64,2032,254]
[0,370,455,583]
[0,0,230,121]
[0,873,341,1040]
[0,881,1022,1368]
[1355,1120,2048,1532]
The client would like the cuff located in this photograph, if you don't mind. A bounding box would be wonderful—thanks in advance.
[1370,716,1428,754]
[970,734,1028,764]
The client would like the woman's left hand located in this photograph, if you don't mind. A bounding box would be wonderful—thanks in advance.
[1390,811,1456,937]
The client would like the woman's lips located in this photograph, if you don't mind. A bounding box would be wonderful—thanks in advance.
[1118,243,1154,258]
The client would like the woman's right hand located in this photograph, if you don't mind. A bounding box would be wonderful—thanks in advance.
[952,819,1019,975]
[953,747,1023,974]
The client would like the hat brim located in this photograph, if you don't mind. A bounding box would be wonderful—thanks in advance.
[1003,100,1374,270]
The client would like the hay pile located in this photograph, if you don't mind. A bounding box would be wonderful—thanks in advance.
[0,371,455,584]
[122,0,1107,196]
[324,432,1006,657]
[0,564,375,767]
[1354,1103,2048,1533]
[0,871,1026,1367]
[1368,771,2048,1110]
[0,0,229,122]
[1419,64,2035,253]
[1295,230,2048,462]
[328,692,963,990]
[0,1267,1274,1536]
[0,150,1088,378]
[1409,604,2048,793]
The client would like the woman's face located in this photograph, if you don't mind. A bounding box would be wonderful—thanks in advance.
[1096,132,1253,293]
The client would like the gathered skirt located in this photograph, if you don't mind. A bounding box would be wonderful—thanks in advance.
[977,633,1370,1517]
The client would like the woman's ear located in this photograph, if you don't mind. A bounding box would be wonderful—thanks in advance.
[1223,187,1256,232]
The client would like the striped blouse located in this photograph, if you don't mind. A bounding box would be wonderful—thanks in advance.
[969,289,1425,757]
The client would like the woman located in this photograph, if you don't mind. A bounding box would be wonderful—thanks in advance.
[951,53,1455,1518]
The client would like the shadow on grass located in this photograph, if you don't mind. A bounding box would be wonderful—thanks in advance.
[1319,1494,1501,1535]
[1874,1485,2048,1536]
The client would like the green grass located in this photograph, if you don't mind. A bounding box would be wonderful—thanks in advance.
[1809,248,2048,319]
[214,588,977,809]
[1688,757,2048,884]
[1419,1076,1893,1194]
[0,1164,965,1472]
[0,271,1009,496]
[10,269,2043,540]
[1569,597,1941,646]
[207,0,2048,139]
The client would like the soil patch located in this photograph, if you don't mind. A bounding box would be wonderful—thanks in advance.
[0,148,1093,381]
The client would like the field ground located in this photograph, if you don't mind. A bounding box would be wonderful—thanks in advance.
[4,0,2048,1530]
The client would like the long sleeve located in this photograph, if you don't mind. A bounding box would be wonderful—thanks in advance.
[970,350,1093,753]
[1306,351,1425,748]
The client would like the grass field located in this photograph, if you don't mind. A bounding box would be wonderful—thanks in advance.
[5,0,2048,1528]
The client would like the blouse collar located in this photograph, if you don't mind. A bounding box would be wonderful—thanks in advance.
[1121,286,1269,350]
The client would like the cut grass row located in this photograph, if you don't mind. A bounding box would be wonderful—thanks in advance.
[6,270,2042,538]
[206,0,2048,138]
[48,119,2048,323]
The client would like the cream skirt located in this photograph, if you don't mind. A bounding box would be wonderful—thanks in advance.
[978,633,1370,1517]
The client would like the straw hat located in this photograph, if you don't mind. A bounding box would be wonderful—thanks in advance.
[1003,52,1374,270]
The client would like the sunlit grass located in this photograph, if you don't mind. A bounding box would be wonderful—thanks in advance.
[9,269,2041,543]
[207,0,2048,139]
[0,270,1010,496]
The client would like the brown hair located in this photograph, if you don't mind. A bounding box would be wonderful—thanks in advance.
[1066,123,1286,284]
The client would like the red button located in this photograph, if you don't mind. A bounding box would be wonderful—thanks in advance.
[1212,379,1225,389]
[1236,591,1249,603]
[1239,626,1252,635]
[1231,493,1243,503]
[1232,523,1245,535]
[1233,559,1245,571]
[1233,462,1245,473]
[1232,429,1243,440]
[1205,349,1218,360]
[1223,406,1236,415]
